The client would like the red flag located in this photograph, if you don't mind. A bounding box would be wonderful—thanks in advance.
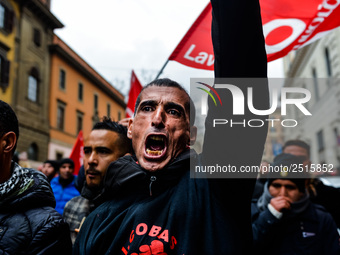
[126,70,143,118]
[169,0,340,69]
[169,3,213,70]
[69,130,84,175]
[262,0,340,61]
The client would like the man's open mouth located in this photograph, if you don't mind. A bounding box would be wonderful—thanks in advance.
[145,134,167,158]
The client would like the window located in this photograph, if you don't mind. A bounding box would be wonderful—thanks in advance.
[0,54,10,92]
[325,47,332,77]
[57,100,66,130]
[59,69,66,90]
[94,94,98,113]
[118,111,121,121]
[56,151,63,160]
[317,130,324,152]
[76,111,83,134]
[0,3,13,33]
[0,4,4,28]
[28,143,38,161]
[78,82,83,101]
[28,68,39,102]
[92,94,99,127]
[312,68,319,101]
[33,28,41,47]
[107,103,111,118]
[28,76,37,101]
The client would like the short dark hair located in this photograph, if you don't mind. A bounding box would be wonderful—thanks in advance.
[59,158,74,169]
[283,140,310,157]
[92,116,132,154]
[133,78,196,126]
[0,100,19,153]
[44,160,60,171]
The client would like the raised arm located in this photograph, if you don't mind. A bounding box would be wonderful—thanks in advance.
[202,0,269,187]
[201,0,269,253]
[211,0,267,78]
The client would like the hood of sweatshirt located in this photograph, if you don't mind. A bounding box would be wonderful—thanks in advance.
[103,149,196,199]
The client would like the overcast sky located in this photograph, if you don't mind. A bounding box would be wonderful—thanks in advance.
[51,0,284,97]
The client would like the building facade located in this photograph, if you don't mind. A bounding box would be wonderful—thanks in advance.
[13,0,63,166]
[262,107,284,163]
[1,0,126,167]
[282,27,340,171]
[48,35,125,160]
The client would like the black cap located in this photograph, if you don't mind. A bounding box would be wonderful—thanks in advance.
[267,153,308,193]
[44,160,60,171]
[59,158,74,169]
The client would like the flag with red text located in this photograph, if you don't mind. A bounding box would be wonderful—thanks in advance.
[126,70,143,118]
[169,3,213,70]
[69,130,84,175]
[169,0,340,70]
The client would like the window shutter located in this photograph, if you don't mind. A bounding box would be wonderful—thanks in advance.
[4,6,8,32]
[0,56,5,82]
[3,6,14,33]
[3,59,9,84]
[7,10,14,32]
[33,29,41,47]
[31,67,39,80]
[0,58,10,92]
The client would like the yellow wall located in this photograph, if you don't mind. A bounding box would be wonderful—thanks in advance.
[0,0,20,103]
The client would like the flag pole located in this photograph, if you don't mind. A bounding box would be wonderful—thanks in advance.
[155,59,169,79]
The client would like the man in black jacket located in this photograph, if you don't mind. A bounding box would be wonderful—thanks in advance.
[252,153,339,255]
[0,100,72,254]
[283,139,340,228]
[74,0,268,254]
[63,117,132,244]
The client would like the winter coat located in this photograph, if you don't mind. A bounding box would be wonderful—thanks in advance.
[74,149,264,255]
[309,178,340,228]
[51,176,80,215]
[0,163,72,255]
[74,151,239,254]
[63,183,105,244]
[251,184,340,255]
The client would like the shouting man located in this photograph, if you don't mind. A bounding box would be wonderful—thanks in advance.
[74,0,268,254]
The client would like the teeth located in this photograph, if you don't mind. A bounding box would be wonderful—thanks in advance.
[146,149,163,156]
[150,135,164,141]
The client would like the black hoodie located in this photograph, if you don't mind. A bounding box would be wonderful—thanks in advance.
[74,0,269,254]
[74,150,250,254]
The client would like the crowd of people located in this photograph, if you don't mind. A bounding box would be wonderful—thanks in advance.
[1,0,340,254]
[252,151,340,255]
